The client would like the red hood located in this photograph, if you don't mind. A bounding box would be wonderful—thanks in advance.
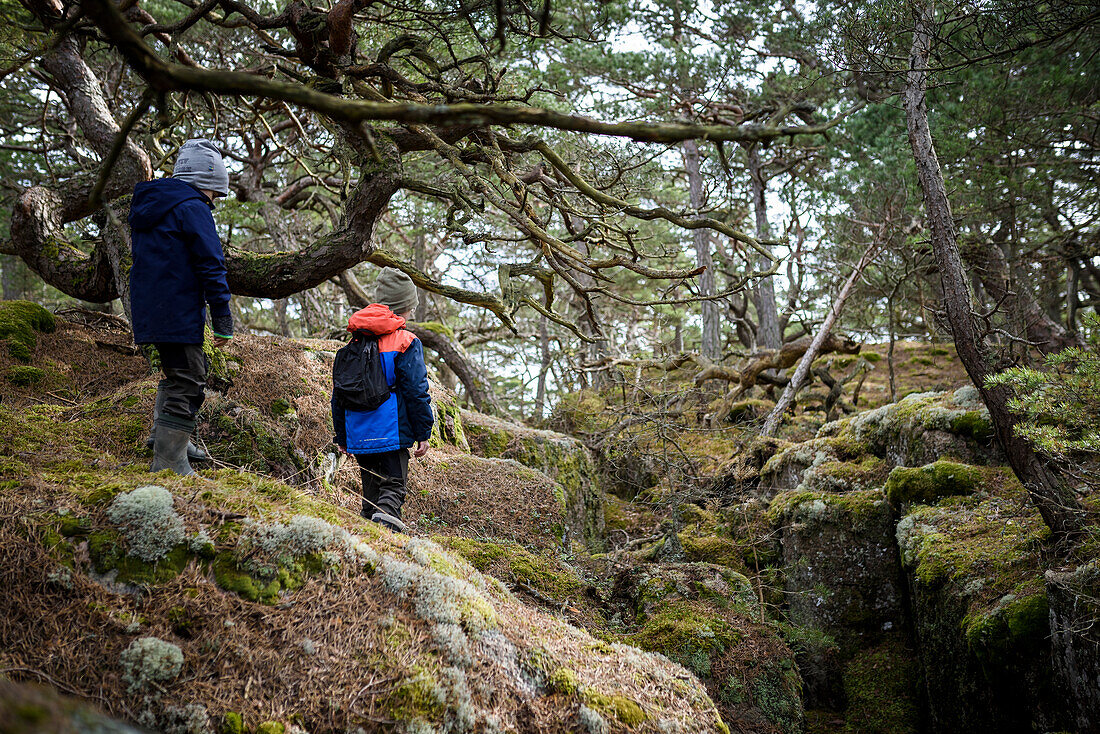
[347,304,406,335]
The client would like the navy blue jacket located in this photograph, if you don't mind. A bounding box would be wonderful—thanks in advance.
[332,305,434,454]
[129,178,232,344]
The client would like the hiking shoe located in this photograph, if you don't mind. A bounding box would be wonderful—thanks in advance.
[150,423,196,476]
[371,512,406,533]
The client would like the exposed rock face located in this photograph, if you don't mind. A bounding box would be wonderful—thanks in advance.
[770,490,903,684]
[1047,561,1100,731]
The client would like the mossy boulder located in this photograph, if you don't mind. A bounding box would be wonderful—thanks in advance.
[462,411,605,550]
[884,460,986,505]
[769,488,903,702]
[896,494,1064,732]
[614,562,804,733]
[0,300,55,362]
[819,389,1001,468]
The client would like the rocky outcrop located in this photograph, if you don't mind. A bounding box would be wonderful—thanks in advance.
[462,410,606,550]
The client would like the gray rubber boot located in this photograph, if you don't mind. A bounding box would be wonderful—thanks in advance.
[150,423,196,476]
[146,386,209,461]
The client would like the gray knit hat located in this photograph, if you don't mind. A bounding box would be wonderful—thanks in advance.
[173,138,229,196]
[375,268,419,315]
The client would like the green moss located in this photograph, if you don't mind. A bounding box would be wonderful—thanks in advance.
[385,670,445,722]
[950,412,994,441]
[769,489,885,529]
[678,534,746,572]
[6,365,47,386]
[214,556,272,603]
[750,661,803,734]
[547,667,580,695]
[582,689,647,726]
[623,602,739,678]
[416,321,455,339]
[88,529,190,585]
[220,712,244,734]
[840,639,919,733]
[439,537,582,598]
[885,460,985,504]
[0,300,55,362]
[256,722,285,734]
[269,398,292,416]
[964,592,1050,665]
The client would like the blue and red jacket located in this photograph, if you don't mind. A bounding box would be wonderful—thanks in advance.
[332,305,434,454]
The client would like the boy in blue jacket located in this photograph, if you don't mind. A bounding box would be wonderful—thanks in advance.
[129,138,234,476]
[333,269,434,532]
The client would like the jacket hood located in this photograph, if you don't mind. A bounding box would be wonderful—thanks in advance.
[128,178,211,230]
[347,304,406,336]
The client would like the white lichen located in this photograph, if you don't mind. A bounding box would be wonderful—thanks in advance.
[578,705,609,734]
[120,636,184,692]
[160,703,212,734]
[431,623,472,668]
[236,514,379,570]
[107,486,185,562]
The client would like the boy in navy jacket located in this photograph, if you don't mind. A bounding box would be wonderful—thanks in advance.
[333,269,434,532]
[129,138,233,476]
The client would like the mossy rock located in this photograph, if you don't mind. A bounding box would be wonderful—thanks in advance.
[963,592,1050,666]
[884,460,986,505]
[0,300,55,362]
[219,711,244,734]
[623,601,740,678]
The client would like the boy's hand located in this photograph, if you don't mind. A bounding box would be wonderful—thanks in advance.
[413,440,429,458]
[212,335,231,348]
[336,445,350,456]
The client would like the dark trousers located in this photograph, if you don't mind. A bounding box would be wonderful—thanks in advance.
[156,343,208,427]
[354,449,409,519]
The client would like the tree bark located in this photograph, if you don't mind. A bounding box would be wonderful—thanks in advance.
[903,1,1087,540]
[682,139,721,360]
[747,145,782,350]
[960,236,1082,353]
[761,244,875,437]
[534,313,551,420]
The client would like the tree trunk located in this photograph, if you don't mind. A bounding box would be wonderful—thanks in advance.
[682,139,721,360]
[903,1,1087,540]
[534,313,551,420]
[747,145,782,350]
[960,236,1081,353]
[761,244,876,437]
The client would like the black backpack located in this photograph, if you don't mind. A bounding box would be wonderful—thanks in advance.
[332,331,394,412]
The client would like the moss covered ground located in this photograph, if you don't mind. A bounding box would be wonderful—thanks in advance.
[0,315,735,734]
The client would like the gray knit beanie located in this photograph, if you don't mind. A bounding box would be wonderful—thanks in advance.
[173,138,229,196]
[375,268,419,315]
